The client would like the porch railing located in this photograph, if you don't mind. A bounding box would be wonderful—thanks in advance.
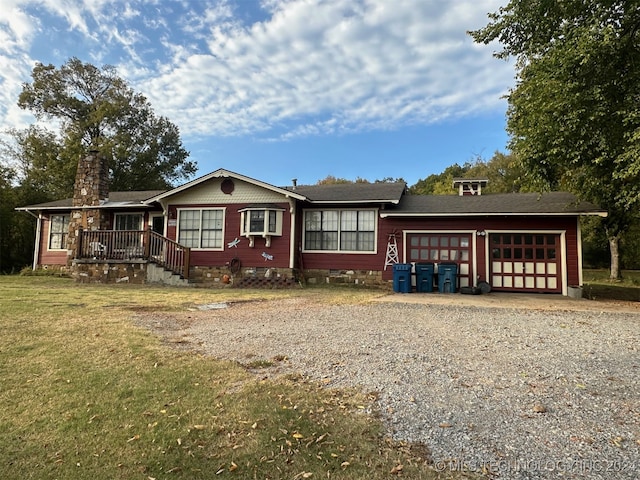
[77,227,191,280]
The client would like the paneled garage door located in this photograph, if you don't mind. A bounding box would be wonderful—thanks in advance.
[490,233,561,293]
[407,233,472,288]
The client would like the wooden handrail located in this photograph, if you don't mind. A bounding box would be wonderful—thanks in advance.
[77,228,191,279]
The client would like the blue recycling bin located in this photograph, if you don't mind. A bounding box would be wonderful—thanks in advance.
[415,262,435,293]
[438,263,458,293]
[392,263,412,293]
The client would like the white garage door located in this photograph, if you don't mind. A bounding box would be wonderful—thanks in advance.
[490,233,561,293]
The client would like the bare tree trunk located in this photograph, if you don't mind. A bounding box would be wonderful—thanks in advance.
[608,234,621,280]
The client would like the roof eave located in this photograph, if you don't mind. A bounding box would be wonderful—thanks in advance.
[15,203,158,212]
[380,211,608,218]
[307,199,401,205]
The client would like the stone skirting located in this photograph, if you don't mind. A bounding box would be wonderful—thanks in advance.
[41,262,387,289]
[303,268,386,287]
[189,265,298,288]
[72,260,147,284]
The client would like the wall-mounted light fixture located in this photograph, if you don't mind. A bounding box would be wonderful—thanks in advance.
[476,230,486,237]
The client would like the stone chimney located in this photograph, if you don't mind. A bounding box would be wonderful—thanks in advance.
[72,149,109,207]
[66,150,109,262]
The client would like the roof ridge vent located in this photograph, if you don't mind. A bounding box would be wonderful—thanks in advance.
[452,178,489,196]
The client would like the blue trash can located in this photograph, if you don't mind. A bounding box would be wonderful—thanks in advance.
[415,262,435,293]
[438,263,458,293]
[392,263,412,293]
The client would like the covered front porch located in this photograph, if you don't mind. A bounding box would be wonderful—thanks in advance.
[76,227,191,280]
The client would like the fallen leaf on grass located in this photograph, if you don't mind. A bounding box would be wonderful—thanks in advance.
[293,473,313,479]
[390,464,403,474]
[127,435,140,442]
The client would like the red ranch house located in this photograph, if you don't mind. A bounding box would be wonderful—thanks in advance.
[17,153,606,294]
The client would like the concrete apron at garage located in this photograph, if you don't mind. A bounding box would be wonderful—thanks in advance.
[376,291,640,314]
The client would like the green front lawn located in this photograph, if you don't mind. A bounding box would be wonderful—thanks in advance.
[0,277,463,480]
[583,269,640,302]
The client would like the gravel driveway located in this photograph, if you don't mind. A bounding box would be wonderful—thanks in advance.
[135,294,639,479]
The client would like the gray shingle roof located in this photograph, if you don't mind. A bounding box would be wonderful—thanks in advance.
[382,192,606,216]
[17,190,166,210]
[284,182,406,203]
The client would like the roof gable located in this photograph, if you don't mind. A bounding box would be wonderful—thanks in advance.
[144,168,307,204]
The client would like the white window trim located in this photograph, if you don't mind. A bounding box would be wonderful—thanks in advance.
[176,207,226,251]
[302,208,378,254]
[239,208,284,237]
[48,214,70,251]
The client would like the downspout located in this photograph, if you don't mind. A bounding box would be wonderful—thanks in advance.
[288,197,296,269]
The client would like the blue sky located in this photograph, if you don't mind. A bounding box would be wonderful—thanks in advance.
[0,0,514,188]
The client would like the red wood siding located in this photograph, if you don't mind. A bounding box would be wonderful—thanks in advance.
[299,217,389,272]
[381,216,581,287]
[39,215,68,266]
[167,202,292,269]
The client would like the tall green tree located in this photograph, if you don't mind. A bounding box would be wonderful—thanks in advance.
[409,163,469,195]
[470,0,640,279]
[17,57,196,193]
[409,152,526,195]
[0,165,36,273]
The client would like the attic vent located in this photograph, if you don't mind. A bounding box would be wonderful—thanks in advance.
[453,178,489,196]
[221,178,235,195]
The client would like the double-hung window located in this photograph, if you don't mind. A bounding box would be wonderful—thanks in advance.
[303,210,376,252]
[49,214,69,250]
[178,209,224,249]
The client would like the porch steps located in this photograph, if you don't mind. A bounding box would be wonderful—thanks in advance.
[146,263,191,287]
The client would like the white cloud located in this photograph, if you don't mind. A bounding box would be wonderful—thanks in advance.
[139,0,512,139]
[0,0,512,143]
